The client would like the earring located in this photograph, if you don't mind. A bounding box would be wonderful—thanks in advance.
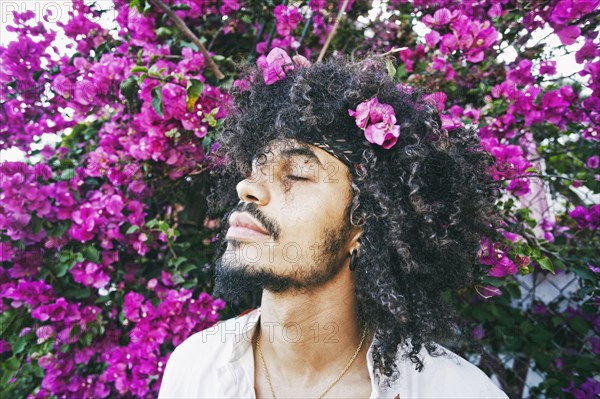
[349,248,359,271]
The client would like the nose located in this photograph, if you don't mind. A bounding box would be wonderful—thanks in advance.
[236,167,270,205]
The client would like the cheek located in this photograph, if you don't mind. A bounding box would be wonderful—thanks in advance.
[280,201,343,238]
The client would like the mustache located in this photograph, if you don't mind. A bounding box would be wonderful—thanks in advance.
[225,202,280,241]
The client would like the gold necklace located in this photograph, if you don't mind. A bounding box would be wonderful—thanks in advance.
[255,325,368,399]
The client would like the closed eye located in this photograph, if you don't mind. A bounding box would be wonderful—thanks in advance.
[285,175,309,181]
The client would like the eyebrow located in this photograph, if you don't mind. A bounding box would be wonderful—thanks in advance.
[279,147,323,168]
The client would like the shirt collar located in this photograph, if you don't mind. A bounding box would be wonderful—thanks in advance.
[225,307,383,398]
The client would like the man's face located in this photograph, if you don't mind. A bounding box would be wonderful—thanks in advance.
[213,138,361,299]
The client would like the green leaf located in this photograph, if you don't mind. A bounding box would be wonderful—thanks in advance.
[151,85,164,117]
[48,221,70,238]
[386,59,396,80]
[574,356,597,371]
[83,245,101,263]
[29,217,43,234]
[12,337,28,354]
[0,311,15,336]
[142,0,152,16]
[169,256,188,267]
[180,262,197,274]
[165,128,181,139]
[537,257,555,274]
[59,168,75,180]
[506,283,522,299]
[568,317,589,335]
[130,66,148,73]
[156,27,173,38]
[571,266,597,281]
[120,76,139,111]
[56,261,69,278]
[396,64,407,80]
[64,287,91,299]
[81,331,93,346]
[4,356,20,372]
[158,221,169,233]
[170,3,191,10]
[186,79,204,112]
[202,135,212,154]
[126,225,140,234]
[130,0,142,11]
[481,276,504,287]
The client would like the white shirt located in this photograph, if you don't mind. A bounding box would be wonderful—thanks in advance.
[158,307,508,398]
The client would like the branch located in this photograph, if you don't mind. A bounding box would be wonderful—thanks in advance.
[505,173,579,182]
[147,0,224,80]
[317,0,351,62]
[297,12,314,50]
[376,47,408,57]
[570,9,600,25]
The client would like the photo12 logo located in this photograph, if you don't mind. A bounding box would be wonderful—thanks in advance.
[201,319,341,344]
[1,1,141,25]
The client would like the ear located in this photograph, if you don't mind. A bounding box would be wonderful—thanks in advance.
[348,227,363,256]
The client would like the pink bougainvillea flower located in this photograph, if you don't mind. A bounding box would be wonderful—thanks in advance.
[364,122,401,149]
[440,114,463,130]
[587,155,599,169]
[219,0,240,16]
[423,91,447,111]
[478,237,518,277]
[291,54,311,67]
[472,325,485,340]
[348,97,401,149]
[70,261,111,289]
[576,38,600,64]
[556,25,581,46]
[507,177,531,197]
[425,30,441,47]
[349,97,376,129]
[273,5,302,37]
[422,8,458,27]
[569,204,600,230]
[476,285,502,299]
[256,47,311,85]
[540,60,557,75]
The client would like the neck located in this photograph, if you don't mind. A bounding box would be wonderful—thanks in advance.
[256,265,371,386]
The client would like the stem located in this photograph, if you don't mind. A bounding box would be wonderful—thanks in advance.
[376,47,408,57]
[505,173,578,182]
[317,0,351,62]
[148,0,224,80]
[247,20,267,63]
[264,0,287,56]
[570,9,600,25]
[298,11,313,50]
[143,74,187,89]
[208,26,224,52]
[167,239,178,259]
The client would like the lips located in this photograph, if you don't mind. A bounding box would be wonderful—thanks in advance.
[227,212,270,237]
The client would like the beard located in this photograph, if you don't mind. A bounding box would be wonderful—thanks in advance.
[212,222,352,302]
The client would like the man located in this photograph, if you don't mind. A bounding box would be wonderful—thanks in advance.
[158,49,508,398]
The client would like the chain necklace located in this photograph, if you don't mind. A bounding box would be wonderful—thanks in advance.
[255,325,368,399]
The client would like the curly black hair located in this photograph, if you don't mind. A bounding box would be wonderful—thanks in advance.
[207,55,501,382]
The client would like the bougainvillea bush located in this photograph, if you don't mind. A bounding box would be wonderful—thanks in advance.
[0,0,598,397]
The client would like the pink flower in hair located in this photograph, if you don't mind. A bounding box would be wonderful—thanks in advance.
[256,47,311,85]
[348,97,401,149]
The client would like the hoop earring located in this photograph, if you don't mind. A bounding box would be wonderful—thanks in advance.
[349,249,359,271]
